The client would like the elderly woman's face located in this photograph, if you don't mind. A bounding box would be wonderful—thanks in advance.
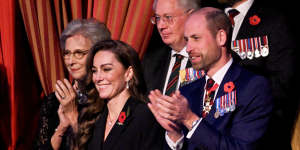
[92,51,130,100]
[64,35,92,80]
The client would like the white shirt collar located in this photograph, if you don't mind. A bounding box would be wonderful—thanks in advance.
[225,0,254,18]
[171,47,188,58]
[206,58,233,85]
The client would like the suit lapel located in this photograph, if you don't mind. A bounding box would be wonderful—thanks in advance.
[156,46,172,91]
[204,63,241,124]
[89,107,107,150]
[103,98,135,150]
[187,78,206,117]
[236,1,263,40]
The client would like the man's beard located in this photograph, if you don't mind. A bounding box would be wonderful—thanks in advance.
[192,62,207,72]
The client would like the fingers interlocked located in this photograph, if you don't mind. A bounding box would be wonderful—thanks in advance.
[148,90,190,123]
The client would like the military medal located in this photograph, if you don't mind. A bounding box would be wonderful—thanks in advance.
[239,40,246,59]
[261,46,269,57]
[231,40,239,54]
[203,82,219,117]
[254,37,261,58]
[215,87,237,118]
[220,96,225,116]
[214,97,220,118]
[214,109,220,119]
[179,68,205,86]
[225,94,230,112]
[230,90,236,111]
[247,38,254,59]
[261,36,269,57]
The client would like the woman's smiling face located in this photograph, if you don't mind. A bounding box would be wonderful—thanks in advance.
[92,51,129,99]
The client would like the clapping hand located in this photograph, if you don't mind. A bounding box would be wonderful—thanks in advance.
[148,90,198,132]
[54,79,78,129]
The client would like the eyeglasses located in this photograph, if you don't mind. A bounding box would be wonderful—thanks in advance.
[151,9,190,25]
[63,49,89,59]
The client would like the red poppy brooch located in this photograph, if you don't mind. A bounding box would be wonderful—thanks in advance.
[249,15,261,26]
[117,112,126,125]
[224,81,235,93]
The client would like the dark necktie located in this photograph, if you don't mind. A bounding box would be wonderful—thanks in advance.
[165,54,183,96]
[228,9,240,26]
[202,78,218,118]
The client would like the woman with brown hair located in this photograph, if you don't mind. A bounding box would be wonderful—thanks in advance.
[86,40,165,150]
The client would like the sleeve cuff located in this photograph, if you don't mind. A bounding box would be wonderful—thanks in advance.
[165,131,184,150]
[186,118,202,139]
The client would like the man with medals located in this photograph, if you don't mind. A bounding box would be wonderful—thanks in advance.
[142,0,201,96]
[148,8,273,150]
[220,0,297,149]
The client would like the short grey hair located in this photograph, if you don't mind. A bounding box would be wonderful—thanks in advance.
[153,0,202,11]
[60,18,111,50]
[177,0,202,10]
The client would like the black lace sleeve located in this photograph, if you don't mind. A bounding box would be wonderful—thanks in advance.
[34,93,60,150]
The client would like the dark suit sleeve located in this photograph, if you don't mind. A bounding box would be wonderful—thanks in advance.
[261,12,297,135]
[264,13,296,104]
[187,76,273,150]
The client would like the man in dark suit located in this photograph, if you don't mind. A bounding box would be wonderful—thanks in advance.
[142,0,201,95]
[219,0,297,149]
[148,7,273,150]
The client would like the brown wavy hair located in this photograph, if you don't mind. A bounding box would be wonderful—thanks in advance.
[75,86,104,150]
[86,40,147,102]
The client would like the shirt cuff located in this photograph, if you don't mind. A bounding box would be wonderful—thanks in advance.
[186,118,202,139]
[165,131,184,150]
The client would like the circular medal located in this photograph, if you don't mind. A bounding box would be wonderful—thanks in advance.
[225,107,230,112]
[214,111,220,119]
[254,49,261,58]
[261,46,269,57]
[247,50,254,60]
[240,51,246,60]
[230,105,236,112]
[220,109,225,116]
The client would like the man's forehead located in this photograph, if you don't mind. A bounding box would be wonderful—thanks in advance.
[187,12,206,25]
[154,0,183,14]
[185,17,204,34]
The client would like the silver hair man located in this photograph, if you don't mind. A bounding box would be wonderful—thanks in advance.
[153,0,202,10]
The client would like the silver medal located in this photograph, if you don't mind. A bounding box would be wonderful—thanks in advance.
[247,50,254,59]
[261,46,269,57]
[254,49,261,58]
[240,51,246,59]
[230,105,236,112]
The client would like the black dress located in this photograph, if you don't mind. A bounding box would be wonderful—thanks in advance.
[33,93,71,150]
[34,83,97,150]
[87,97,165,150]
